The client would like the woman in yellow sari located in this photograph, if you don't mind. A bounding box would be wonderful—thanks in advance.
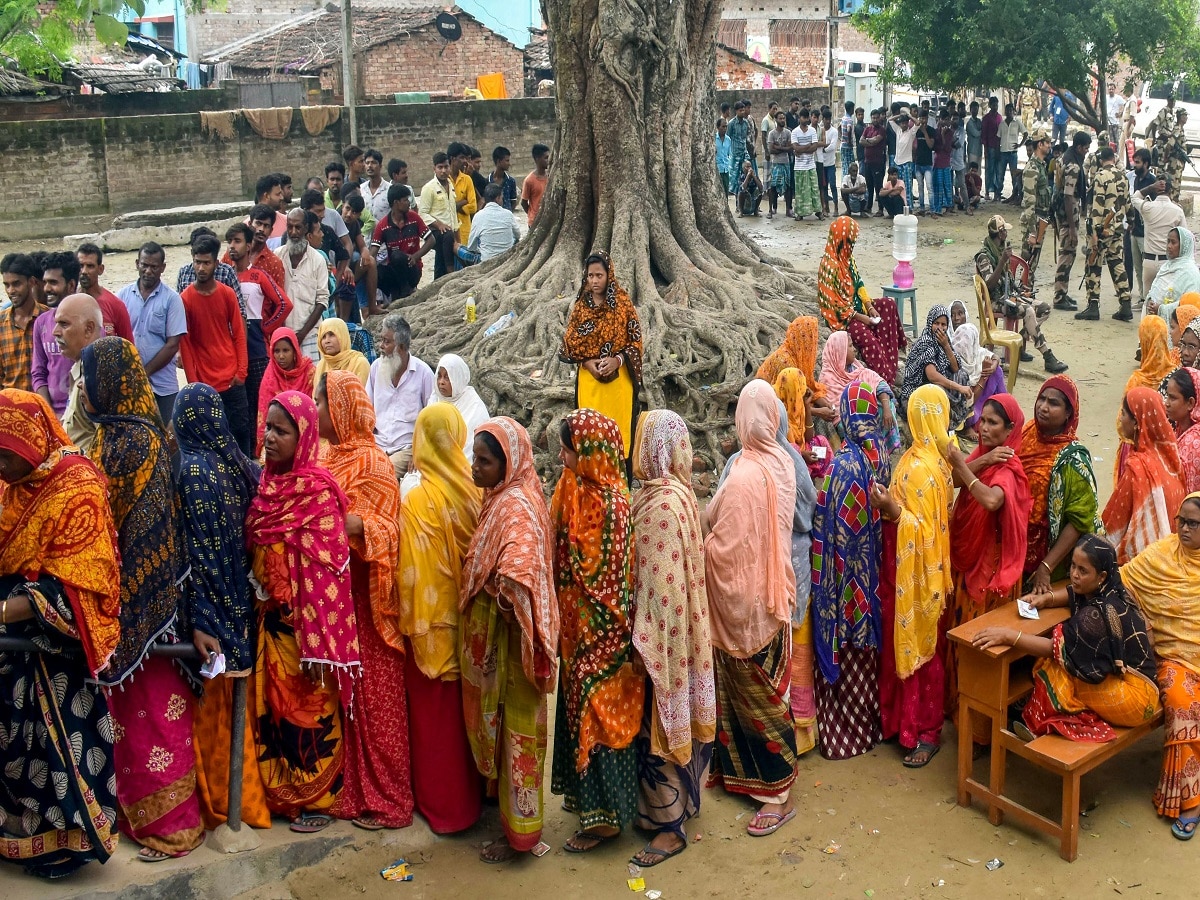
[313,317,370,385]
[559,251,643,469]
[1120,492,1200,840]
[396,402,483,833]
[870,384,955,768]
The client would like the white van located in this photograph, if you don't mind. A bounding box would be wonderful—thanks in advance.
[1132,78,1200,150]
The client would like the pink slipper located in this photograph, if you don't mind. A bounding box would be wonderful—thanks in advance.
[746,808,796,837]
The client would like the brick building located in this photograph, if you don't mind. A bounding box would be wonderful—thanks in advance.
[716,44,784,91]
[202,4,525,101]
[719,2,879,89]
[188,0,323,60]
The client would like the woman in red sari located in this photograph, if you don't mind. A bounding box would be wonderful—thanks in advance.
[317,371,413,830]
[246,391,359,832]
[942,394,1033,737]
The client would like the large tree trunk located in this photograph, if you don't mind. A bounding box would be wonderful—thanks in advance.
[399,0,815,475]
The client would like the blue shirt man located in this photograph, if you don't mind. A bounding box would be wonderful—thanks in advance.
[117,243,187,420]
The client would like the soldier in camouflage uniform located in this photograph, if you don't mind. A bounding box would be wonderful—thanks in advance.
[1077,146,1132,321]
[1020,129,1062,304]
[1165,111,1188,203]
[1148,99,1187,203]
[975,214,1069,372]
[1057,131,1091,312]
[1082,137,1109,204]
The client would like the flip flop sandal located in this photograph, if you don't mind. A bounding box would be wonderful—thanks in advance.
[290,813,334,833]
[629,841,687,868]
[563,830,617,853]
[352,816,386,831]
[746,808,796,837]
[1011,720,1036,743]
[1172,815,1200,840]
[902,741,942,768]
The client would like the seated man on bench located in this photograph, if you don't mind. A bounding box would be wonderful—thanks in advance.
[971,534,1160,744]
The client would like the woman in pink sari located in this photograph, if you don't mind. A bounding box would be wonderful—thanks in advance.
[818,330,901,455]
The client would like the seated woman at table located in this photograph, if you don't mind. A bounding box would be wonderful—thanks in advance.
[943,395,1032,734]
[1020,375,1099,592]
[972,534,1159,744]
[816,216,907,385]
[1104,387,1186,565]
[1118,492,1200,839]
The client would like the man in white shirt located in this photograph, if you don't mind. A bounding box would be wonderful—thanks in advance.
[889,109,917,210]
[791,109,821,220]
[456,184,520,264]
[840,162,868,216]
[273,209,329,361]
[1106,84,1126,148]
[817,108,840,215]
[1132,177,1188,312]
[359,148,392,224]
[998,104,1028,204]
[367,313,435,478]
[419,152,460,279]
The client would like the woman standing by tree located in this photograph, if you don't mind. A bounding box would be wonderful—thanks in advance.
[317,371,413,831]
[459,417,559,863]
[559,252,644,470]
[550,409,644,851]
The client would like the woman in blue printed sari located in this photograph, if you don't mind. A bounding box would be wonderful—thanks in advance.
[811,381,888,760]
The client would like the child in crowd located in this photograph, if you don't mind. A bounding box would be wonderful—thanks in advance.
[965,161,983,210]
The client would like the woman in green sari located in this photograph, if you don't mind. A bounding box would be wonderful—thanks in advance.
[1019,375,1100,593]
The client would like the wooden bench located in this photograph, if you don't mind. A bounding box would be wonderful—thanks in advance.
[948,600,1162,861]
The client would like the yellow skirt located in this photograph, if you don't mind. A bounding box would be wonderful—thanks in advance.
[576,364,635,459]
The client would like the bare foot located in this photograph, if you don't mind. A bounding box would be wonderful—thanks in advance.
[480,836,518,863]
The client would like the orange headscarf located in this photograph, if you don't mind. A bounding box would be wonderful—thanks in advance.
[0,389,121,678]
[1103,387,1187,564]
[1174,303,1200,364]
[817,215,865,330]
[1127,315,1175,394]
[757,315,826,401]
[1019,375,1083,574]
[559,251,644,388]
[773,367,809,446]
[320,370,403,653]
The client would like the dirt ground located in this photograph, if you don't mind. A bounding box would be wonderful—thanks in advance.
[4,202,1194,899]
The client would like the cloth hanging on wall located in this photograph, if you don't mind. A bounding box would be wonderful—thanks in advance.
[242,107,293,139]
[300,105,341,136]
[199,110,238,141]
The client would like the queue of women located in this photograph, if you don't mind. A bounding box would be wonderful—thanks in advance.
[4,224,1200,883]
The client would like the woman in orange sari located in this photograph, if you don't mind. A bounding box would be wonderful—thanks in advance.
[1120,493,1200,839]
[550,409,645,852]
[759,317,837,440]
[1104,387,1186,564]
[245,391,359,833]
[773,367,832,481]
[0,390,122,879]
[317,371,412,830]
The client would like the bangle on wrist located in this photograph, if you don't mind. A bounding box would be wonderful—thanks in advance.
[1014,630,1023,645]
[1039,560,1051,573]
[1,597,6,626]
[967,478,980,492]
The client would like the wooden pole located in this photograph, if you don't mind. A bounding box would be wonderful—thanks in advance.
[226,677,248,831]
[342,0,357,144]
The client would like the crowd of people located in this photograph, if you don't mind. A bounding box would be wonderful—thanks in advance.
[2,109,1200,885]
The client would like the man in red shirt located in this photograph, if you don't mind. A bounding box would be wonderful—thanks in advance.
[74,242,134,341]
[241,204,288,286]
[370,184,435,301]
[981,96,1004,202]
[520,143,550,225]
[180,234,251,453]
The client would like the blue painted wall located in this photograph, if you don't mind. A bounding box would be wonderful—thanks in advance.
[455,0,539,48]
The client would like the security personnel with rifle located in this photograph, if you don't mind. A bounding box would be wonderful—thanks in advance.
[1056,131,1091,315]
[1020,129,1060,302]
[1148,99,1188,202]
[1077,146,1133,321]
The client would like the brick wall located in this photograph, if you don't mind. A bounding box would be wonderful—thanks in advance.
[715,46,782,91]
[1,88,810,236]
[768,46,829,87]
[188,0,324,58]
[325,20,525,101]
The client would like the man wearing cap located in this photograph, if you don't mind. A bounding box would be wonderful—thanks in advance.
[1054,131,1091,313]
[1020,128,1058,297]
[976,214,1069,373]
[1077,146,1133,321]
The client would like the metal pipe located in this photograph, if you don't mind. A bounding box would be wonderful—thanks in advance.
[227,678,248,832]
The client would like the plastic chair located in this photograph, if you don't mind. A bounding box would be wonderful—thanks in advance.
[974,274,1023,392]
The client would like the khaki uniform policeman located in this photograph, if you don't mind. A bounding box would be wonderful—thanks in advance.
[1019,129,1057,299]
[1057,132,1092,311]
[1149,102,1187,202]
[1078,146,1132,320]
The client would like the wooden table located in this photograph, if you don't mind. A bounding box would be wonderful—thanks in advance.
[947,600,1069,825]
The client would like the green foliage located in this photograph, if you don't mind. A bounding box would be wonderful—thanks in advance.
[856,0,1200,128]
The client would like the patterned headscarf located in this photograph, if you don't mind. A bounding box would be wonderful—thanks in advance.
[630,409,715,762]
[173,382,261,672]
[245,390,359,707]
[257,327,315,452]
[559,251,644,388]
[460,417,559,691]
[0,389,121,678]
[817,216,865,330]
[81,337,183,685]
[900,304,959,404]
[811,381,884,683]
[550,408,643,770]
[758,316,825,402]
[320,370,403,653]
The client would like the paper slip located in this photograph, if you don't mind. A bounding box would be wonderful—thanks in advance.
[1017,600,1040,620]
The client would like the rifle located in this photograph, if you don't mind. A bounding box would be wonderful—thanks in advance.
[1080,209,1117,288]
